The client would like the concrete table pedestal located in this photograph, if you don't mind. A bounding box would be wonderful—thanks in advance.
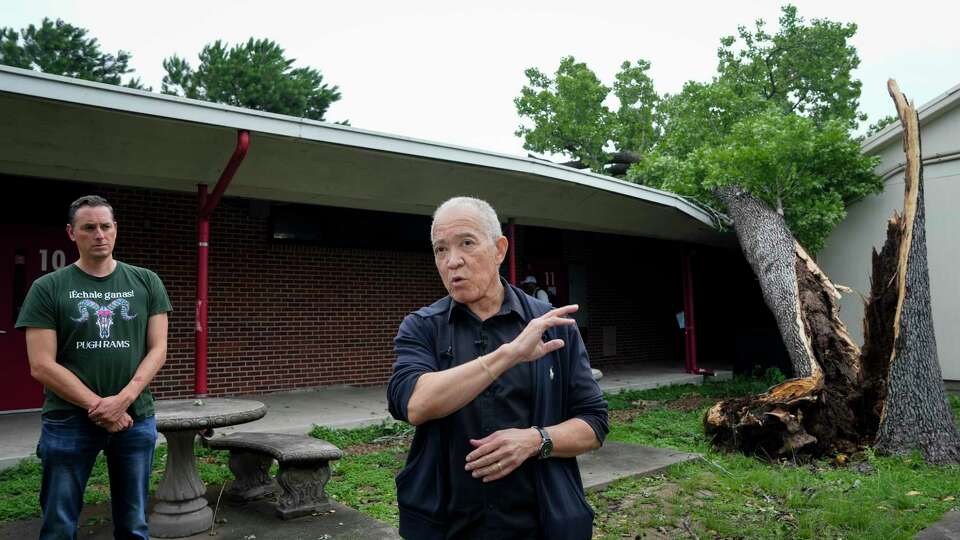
[151,398,267,538]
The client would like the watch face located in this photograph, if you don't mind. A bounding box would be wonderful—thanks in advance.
[540,439,553,459]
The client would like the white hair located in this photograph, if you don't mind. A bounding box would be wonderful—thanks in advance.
[430,196,503,242]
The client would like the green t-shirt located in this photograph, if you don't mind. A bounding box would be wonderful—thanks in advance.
[16,261,172,418]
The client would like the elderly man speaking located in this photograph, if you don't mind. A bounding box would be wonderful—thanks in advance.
[388,196,608,540]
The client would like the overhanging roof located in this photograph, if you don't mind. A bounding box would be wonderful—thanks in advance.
[1,65,729,245]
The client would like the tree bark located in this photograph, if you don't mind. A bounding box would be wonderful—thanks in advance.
[713,185,818,379]
[704,80,960,464]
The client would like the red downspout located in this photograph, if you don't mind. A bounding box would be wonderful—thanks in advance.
[507,219,517,286]
[681,255,692,372]
[195,130,250,397]
[681,250,713,376]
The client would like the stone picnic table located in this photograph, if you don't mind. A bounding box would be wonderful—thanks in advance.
[150,398,267,538]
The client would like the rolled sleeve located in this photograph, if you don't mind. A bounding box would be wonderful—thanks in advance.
[564,325,609,445]
[387,314,439,423]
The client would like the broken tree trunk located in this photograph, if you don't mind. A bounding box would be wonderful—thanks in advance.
[701,209,864,457]
[704,80,960,463]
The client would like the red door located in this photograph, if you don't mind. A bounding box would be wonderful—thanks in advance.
[0,225,77,412]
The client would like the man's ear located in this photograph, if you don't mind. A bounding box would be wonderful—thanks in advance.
[66,224,76,242]
[495,235,509,264]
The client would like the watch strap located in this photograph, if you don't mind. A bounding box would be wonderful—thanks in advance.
[534,426,552,459]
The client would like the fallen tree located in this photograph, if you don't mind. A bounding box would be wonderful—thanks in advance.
[704,80,960,464]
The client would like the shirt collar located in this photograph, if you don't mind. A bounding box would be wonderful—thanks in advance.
[447,277,527,323]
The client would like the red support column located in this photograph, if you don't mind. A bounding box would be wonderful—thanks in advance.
[195,186,210,397]
[507,220,517,286]
[194,130,250,398]
[681,250,713,376]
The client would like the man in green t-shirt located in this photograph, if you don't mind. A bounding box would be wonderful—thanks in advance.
[16,195,171,540]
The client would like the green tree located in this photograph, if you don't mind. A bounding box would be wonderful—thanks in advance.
[643,110,878,252]
[0,18,146,88]
[514,5,883,380]
[514,56,658,172]
[864,114,897,138]
[514,6,882,251]
[715,4,864,128]
[631,4,881,252]
[162,38,340,121]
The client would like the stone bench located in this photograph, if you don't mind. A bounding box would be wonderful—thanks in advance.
[205,432,343,520]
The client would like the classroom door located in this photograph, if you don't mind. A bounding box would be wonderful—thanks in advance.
[0,225,76,412]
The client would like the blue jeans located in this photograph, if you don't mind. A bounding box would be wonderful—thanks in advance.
[37,412,157,540]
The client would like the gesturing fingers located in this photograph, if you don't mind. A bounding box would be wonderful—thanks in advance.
[510,305,579,364]
[543,304,579,319]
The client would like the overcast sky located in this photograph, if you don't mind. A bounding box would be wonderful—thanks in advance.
[6,0,958,156]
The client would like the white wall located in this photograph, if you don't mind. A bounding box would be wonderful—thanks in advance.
[819,107,960,380]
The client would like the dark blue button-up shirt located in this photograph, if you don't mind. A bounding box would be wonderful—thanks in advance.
[445,284,538,539]
[388,281,609,540]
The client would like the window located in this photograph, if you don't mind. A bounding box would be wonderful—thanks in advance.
[270,204,432,252]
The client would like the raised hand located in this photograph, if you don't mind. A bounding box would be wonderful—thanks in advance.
[505,304,578,364]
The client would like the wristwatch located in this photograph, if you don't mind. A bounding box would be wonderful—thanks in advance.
[534,426,553,459]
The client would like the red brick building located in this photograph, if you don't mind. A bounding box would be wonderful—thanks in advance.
[0,66,780,413]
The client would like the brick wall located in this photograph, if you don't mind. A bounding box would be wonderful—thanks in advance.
[572,231,680,370]
[97,186,446,399]
[13,177,770,399]
[513,225,680,370]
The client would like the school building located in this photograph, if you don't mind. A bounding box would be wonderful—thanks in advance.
[0,65,782,413]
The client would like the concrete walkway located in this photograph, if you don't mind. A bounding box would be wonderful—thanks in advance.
[916,512,960,540]
[0,365,728,470]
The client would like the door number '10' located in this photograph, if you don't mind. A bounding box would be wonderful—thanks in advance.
[39,249,66,271]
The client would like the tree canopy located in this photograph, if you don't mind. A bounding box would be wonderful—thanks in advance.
[162,38,341,121]
[0,17,146,88]
[642,110,878,251]
[714,4,863,128]
[514,4,883,253]
[514,56,657,172]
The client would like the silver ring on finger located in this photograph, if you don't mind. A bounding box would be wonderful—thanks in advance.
[496,461,502,472]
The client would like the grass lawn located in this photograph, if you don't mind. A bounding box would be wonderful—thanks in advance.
[593,375,960,539]
[1,376,958,539]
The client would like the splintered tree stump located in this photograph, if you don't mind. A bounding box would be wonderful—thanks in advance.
[872,81,960,464]
[704,80,960,463]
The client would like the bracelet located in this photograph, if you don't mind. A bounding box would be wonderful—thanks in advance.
[477,355,497,383]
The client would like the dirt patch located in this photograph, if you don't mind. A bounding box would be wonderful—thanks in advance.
[610,408,642,424]
[343,435,412,456]
[592,480,722,540]
[609,400,661,423]
[665,395,716,412]
[653,482,681,500]
[629,526,688,539]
